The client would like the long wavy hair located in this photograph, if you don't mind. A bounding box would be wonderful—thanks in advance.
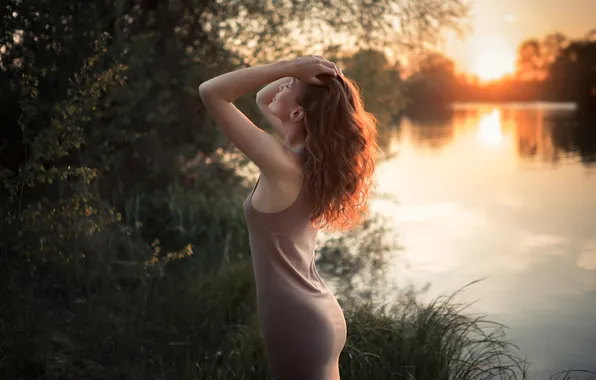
[300,74,378,231]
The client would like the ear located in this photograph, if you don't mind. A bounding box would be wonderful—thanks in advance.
[290,107,305,123]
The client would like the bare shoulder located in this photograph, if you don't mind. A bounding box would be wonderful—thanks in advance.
[253,149,305,213]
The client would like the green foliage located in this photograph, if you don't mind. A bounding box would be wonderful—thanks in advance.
[406,52,457,109]
[1,38,126,263]
[5,255,533,380]
[122,176,251,272]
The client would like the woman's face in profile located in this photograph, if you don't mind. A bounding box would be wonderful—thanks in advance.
[268,77,305,121]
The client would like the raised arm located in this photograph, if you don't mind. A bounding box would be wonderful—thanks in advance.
[199,61,298,178]
[198,57,337,179]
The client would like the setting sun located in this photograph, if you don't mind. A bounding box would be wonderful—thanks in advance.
[470,45,516,82]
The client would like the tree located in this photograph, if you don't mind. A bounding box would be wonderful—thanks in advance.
[585,29,596,42]
[542,32,569,66]
[516,39,544,80]
[515,33,568,83]
[406,52,457,109]
[222,0,470,64]
[549,40,596,111]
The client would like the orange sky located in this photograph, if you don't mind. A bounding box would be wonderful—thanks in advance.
[442,0,596,80]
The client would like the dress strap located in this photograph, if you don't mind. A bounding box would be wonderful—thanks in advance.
[251,175,261,194]
[292,145,306,155]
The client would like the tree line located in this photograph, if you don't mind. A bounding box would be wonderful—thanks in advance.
[406,30,596,112]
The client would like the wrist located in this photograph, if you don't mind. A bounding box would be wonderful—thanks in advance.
[272,59,296,78]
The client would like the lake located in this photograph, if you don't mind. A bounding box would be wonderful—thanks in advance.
[371,104,596,378]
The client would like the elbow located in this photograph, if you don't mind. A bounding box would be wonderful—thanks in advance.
[198,82,212,101]
[199,82,232,103]
[256,91,270,106]
[255,90,264,104]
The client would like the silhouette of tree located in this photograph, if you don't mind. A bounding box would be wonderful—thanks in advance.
[542,33,570,65]
[548,40,596,111]
[516,39,545,80]
[585,29,596,42]
[406,53,456,109]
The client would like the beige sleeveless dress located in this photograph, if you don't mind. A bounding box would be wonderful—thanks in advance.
[242,168,347,380]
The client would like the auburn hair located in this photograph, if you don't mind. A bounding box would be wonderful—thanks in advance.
[300,74,379,231]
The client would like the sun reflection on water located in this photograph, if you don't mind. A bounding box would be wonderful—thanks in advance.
[476,109,503,148]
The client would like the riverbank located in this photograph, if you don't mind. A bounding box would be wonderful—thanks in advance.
[2,253,532,380]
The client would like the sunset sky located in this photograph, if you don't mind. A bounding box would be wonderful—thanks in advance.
[443,0,596,81]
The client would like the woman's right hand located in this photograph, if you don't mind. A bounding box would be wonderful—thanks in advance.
[290,56,339,86]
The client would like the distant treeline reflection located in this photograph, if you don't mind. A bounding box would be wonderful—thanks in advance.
[395,107,596,166]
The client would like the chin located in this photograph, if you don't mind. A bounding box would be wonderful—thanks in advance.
[268,103,282,118]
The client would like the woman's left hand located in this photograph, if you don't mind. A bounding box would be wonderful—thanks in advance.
[289,55,339,85]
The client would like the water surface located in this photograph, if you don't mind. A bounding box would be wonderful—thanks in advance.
[372,103,596,378]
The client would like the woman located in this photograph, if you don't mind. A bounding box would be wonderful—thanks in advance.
[199,56,378,380]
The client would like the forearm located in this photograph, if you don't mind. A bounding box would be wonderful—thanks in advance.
[256,77,293,104]
[199,60,294,102]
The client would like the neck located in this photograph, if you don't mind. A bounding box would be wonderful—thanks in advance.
[283,121,306,152]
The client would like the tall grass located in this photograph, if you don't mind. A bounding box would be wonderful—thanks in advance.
[340,286,528,380]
